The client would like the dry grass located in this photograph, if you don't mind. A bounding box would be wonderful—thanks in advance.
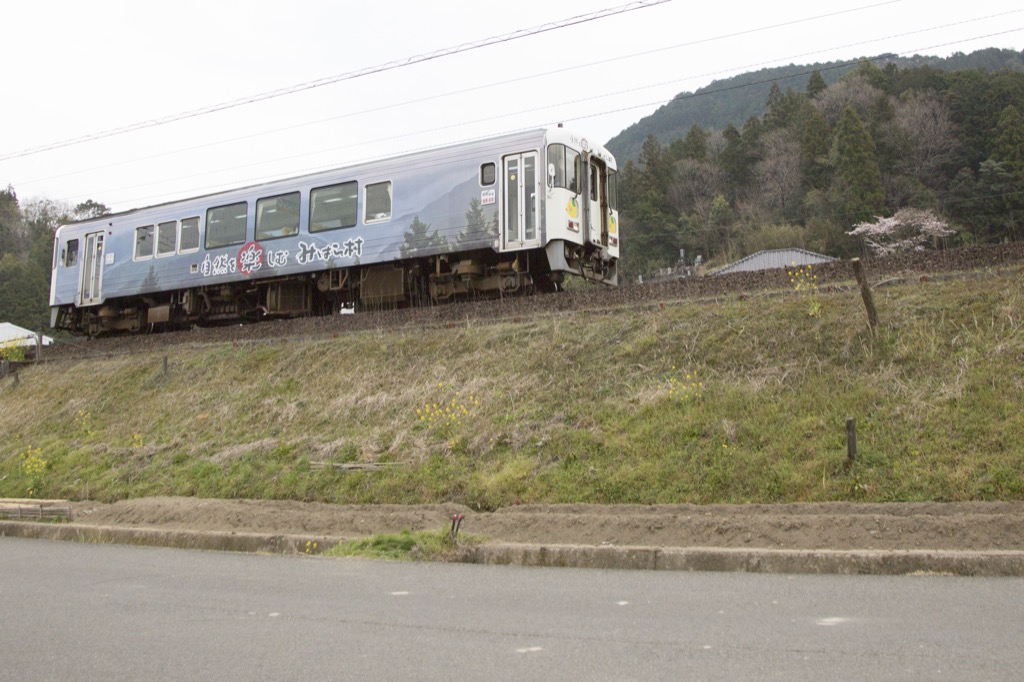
[2,266,1023,506]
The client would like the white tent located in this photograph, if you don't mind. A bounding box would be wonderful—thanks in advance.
[0,322,53,348]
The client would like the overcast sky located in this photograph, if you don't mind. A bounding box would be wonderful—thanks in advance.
[1,0,1021,213]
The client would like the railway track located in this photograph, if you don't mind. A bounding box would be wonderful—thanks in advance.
[33,243,1024,362]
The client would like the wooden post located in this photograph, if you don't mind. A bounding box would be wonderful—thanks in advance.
[162,355,169,375]
[850,258,878,332]
[846,418,857,463]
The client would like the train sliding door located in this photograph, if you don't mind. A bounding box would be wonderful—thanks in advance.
[587,157,609,247]
[78,231,105,306]
[502,152,540,250]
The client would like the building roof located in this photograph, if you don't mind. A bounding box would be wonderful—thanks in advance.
[715,248,837,275]
[0,322,53,347]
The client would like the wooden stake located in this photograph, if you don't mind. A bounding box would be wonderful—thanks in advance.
[851,258,878,332]
[846,418,857,463]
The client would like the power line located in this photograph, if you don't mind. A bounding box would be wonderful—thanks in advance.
[11,0,912,189]
[0,0,669,162]
[15,8,1022,208]
[71,24,1024,209]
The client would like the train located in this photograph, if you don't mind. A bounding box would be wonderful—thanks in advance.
[49,126,619,335]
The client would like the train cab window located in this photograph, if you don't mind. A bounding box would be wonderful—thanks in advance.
[608,170,618,211]
[256,192,300,241]
[65,239,79,267]
[310,181,357,233]
[364,181,392,224]
[205,202,248,249]
[548,144,580,195]
[480,163,496,186]
[548,144,566,188]
[157,221,177,256]
[179,217,200,253]
[134,225,155,260]
[566,149,581,194]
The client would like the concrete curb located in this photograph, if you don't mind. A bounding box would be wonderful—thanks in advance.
[0,521,342,556]
[462,543,1024,577]
[4,521,1024,576]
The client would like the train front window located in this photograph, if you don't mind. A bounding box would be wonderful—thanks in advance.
[256,192,300,241]
[206,202,248,249]
[547,143,580,193]
[134,225,154,260]
[566,148,581,194]
[548,144,566,188]
[608,170,618,211]
[65,239,79,267]
[310,182,357,232]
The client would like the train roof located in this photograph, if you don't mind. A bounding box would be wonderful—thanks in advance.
[57,126,615,236]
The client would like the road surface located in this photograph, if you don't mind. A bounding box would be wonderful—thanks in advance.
[3,537,1022,680]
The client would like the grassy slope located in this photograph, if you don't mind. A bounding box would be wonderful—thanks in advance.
[2,268,1022,508]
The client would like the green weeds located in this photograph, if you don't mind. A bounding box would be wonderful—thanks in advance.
[326,528,471,561]
[1,267,1023,505]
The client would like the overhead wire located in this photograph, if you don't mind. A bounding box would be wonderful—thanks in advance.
[7,4,1022,209]
[68,22,1024,209]
[13,0,914,188]
[0,0,668,162]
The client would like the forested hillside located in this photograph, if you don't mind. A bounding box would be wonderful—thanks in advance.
[606,48,1024,162]
[611,50,1024,279]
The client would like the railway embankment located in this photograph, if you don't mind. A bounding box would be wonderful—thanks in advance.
[2,245,1023,573]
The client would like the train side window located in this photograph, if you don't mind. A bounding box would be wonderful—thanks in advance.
[256,192,300,241]
[179,217,200,253]
[157,221,177,257]
[65,239,79,267]
[364,181,392,224]
[134,225,155,260]
[206,202,247,249]
[480,163,496,186]
[310,182,358,232]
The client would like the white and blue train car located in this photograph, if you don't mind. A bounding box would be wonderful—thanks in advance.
[50,126,619,334]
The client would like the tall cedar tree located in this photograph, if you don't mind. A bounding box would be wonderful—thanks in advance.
[831,105,886,225]
[619,136,678,275]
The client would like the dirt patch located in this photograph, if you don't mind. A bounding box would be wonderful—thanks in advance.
[66,497,1024,551]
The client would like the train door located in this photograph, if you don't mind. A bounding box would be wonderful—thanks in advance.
[587,157,609,247]
[503,152,540,249]
[79,231,105,306]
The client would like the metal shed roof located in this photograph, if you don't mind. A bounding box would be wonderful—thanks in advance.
[0,322,53,347]
[715,248,836,275]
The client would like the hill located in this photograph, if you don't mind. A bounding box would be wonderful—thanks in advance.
[605,48,1024,162]
[1,252,1022,509]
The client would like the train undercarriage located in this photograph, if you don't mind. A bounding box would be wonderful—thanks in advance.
[57,243,615,336]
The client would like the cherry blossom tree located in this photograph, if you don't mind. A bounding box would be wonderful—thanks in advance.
[847,208,955,255]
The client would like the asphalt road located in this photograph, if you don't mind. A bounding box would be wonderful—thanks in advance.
[3,537,1023,681]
